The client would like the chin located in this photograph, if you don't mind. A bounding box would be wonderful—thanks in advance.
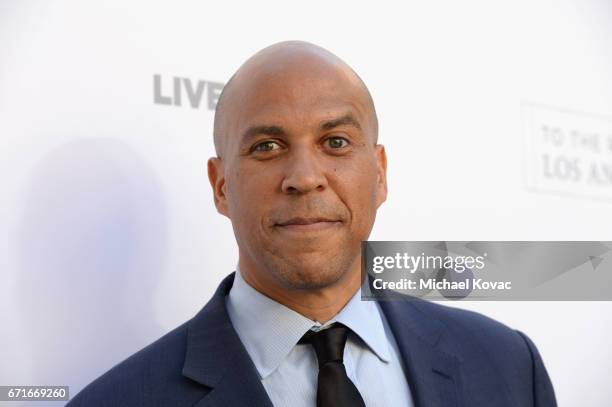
[267,251,354,291]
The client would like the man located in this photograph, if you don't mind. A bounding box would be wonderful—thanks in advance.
[68,41,557,406]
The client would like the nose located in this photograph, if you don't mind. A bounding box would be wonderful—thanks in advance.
[281,148,328,194]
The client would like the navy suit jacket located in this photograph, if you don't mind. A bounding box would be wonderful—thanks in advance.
[68,272,557,406]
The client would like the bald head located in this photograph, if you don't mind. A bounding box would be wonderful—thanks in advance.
[213,41,378,157]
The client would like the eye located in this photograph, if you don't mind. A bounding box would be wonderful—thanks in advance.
[253,140,281,152]
[325,136,349,149]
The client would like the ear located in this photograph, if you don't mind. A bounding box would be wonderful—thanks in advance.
[207,157,230,218]
[374,144,388,208]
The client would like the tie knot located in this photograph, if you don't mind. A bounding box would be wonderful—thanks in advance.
[300,323,350,366]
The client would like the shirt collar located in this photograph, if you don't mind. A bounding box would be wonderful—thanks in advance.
[332,286,391,364]
[226,266,391,379]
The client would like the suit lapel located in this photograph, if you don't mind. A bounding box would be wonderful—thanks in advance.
[379,299,463,407]
[182,273,273,407]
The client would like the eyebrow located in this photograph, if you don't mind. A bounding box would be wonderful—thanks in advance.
[241,125,286,143]
[240,113,362,145]
[319,114,362,131]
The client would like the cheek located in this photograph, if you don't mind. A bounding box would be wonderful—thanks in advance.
[334,162,380,227]
[226,167,275,223]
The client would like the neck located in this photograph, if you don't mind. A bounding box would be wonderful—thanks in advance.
[238,256,362,324]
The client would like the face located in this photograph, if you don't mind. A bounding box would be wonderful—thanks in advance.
[209,55,387,290]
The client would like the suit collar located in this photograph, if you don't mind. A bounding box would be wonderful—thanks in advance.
[182,272,273,407]
[378,298,463,407]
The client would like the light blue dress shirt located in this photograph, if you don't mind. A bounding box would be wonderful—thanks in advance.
[226,267,415,407]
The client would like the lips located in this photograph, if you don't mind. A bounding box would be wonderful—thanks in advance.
[275,217,339,226]
[274,216,342,233]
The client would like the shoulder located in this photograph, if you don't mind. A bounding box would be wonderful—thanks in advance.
[66,321,206,407]
[380,295,541,379]
[406,298,533,361]
[391,298,558,402]
[67,273,237,407]
[413,299,557,404]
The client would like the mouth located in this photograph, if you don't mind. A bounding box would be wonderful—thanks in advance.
[274,217,342,232]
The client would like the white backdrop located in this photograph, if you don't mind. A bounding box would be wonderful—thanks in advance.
[1,1,611,405]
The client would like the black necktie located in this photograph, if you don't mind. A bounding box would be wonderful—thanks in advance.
[300,323,366,407]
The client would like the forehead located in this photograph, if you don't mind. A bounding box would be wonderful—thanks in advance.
[230,60,373,135]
